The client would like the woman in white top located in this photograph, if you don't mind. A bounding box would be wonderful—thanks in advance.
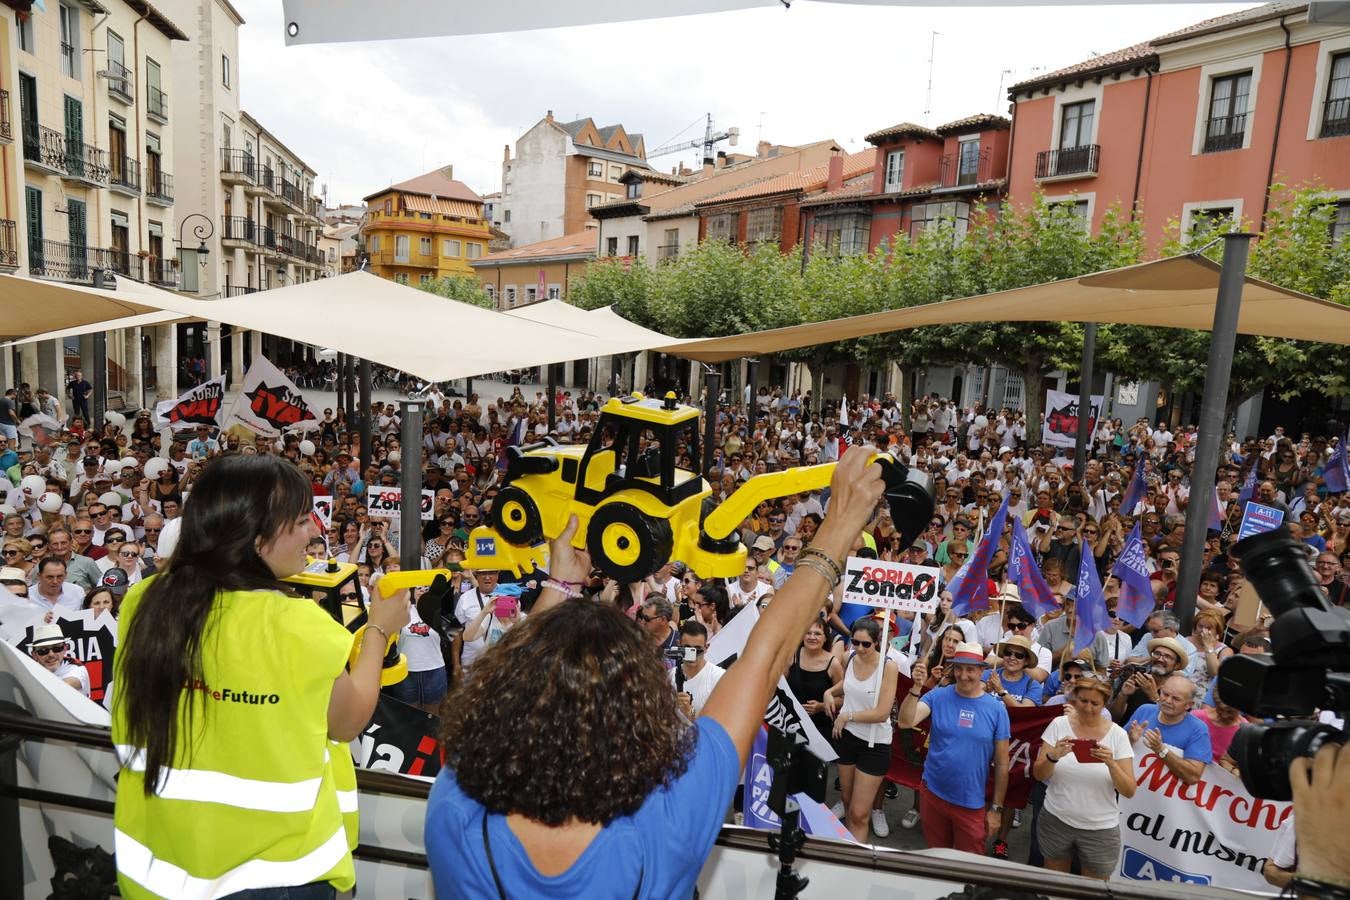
[822,617,899,843]
[1031,675,1136,879]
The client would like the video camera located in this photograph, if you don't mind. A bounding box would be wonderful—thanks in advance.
[1218,525,1349,800]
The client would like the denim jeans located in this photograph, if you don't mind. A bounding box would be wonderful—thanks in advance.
[219,883,336,900]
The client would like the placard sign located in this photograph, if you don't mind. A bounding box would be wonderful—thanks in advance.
[842,558,941,613]
[312,495,333,528]
[366,487,435,520]
[1236,501,1284,541]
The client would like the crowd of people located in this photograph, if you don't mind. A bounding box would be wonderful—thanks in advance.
[1,375,1347,891]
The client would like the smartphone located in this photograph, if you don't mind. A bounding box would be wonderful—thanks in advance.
[1071,738,1102,763]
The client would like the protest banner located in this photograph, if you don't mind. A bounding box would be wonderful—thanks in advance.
[351,694,443,778]
[742,725,856,842]
[313,495,334,529]
[223,355,319,437]
[153,375,226,430]
[1042,390,1104,450]
[1115,747,1290,893]
[366,486,435,520]
[1237,501,1284,540]
[887,704,1060,809]
[841,558,941,614]
[9,608,118,704]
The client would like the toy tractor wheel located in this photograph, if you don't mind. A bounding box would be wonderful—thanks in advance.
[492,486,544,545]
[586,502,673,582]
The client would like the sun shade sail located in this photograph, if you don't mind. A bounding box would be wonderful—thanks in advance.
[655,254,1350,363]
[505,300,687,355]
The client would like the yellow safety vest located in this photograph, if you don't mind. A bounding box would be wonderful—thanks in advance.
[112,581,357,900]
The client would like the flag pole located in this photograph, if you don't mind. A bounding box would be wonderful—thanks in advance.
[869,612,890,749]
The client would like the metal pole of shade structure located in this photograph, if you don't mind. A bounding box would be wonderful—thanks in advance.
[547,364,557,433]
[702,367,721,475]
[398,399,424,571]
[747,358,759,424]
[344,355,356,425]
[336,352,347,414]
[90,269,111,428]
[1174,233,1255,634]
[358,358,373,470]
[1072,322,1097,482]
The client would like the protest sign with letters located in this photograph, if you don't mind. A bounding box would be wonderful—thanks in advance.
[1115,746,1290,893]
[366,486,435,520]
[1237,501,1284,541]
[843,558,940,613]
[223,355,319,437]
[154,375,226,431]
[10,609,118,704]
[351,695,442,778]
[1043,390,1104,450]
[313,495,334,529]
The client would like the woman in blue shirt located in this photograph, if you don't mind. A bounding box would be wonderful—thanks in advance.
[424,450,887,899]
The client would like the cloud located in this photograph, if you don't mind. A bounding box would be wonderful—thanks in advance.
[232,1,1257,204]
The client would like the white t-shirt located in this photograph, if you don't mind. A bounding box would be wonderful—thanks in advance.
[454,587,494,667]
[671,662,725,716]
[398,602,445,673]
[53,659,92,697]
[1040,715,1134,830]
[727,580,773,609]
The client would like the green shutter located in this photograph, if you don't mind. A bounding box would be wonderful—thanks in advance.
[64,95,83,176]
[25,187,42,273]
[67,199,86,249]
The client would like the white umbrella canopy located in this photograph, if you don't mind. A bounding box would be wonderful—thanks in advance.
[505,299,686,355]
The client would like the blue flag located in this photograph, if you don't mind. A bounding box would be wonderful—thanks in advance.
[1110,522,1156,628]
[1007,515,1057,620]
[1325,430,1349,494]
[1074,539,1110,656]
[947,492,1009,616]
[1121,455,1148,516]
[1236,460,1259,506]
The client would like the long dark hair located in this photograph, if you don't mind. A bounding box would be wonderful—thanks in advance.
[696,583,730,626]
[117,455,312,793]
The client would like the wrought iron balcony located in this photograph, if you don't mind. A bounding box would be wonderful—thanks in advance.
[0,89,12,144]
[99,247,142,281]
[22,122,65,172]
[1320,95,1350,139]
[0,219,17,269]
[60,141,110,186]
[147,85,168,123]
[225,285,258,297]
[222,216,258,244]
[29,239,97,283]
[940,148,994,188]
[1034,144,1099,179]
[110,156,141,194]
[146,170,173,205]
[149,258,177,287]
[221,149,256,182]
[1202,114,1246,153]
[279,178,304,210]
[106,60,134,104]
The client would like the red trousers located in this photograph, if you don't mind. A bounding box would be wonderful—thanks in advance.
[919,781,987,854]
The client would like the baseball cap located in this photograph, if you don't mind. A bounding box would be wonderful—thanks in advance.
[100,567,130,597]
[752,535,775,552]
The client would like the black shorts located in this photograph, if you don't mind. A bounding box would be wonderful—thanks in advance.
[834,729,892,777]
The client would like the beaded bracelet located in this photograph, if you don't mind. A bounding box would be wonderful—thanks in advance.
[542,579,583,599]
[795,555,840,591]
[799,546,843,581]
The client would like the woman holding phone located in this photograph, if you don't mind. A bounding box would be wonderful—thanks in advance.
[1031,675,1136,879]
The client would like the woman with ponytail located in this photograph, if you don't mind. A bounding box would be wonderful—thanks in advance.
[111,454,409,900]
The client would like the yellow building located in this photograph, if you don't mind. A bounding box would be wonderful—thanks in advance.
[360,165,489,285]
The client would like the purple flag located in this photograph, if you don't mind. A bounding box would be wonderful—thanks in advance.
[1325,430,1348,493]
[1074,539,1111,656]
[1110,522,1156,628]
[1007,515,1057,620]
[1121,455,1148,516]
[948,492,1009,616]
[1236,460,1259,506]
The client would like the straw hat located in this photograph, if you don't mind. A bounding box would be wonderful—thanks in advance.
[949,642,988,667]
[994,634,1035,659]
[1148,636,1191,671]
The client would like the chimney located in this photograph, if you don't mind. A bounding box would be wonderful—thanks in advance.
[545,109,554,123]
[503,143,511,161]
[827,151,844,191]
[757,140,772,159]
[442,164,454,180]
[716,150,728,168]
[702,160,714,177]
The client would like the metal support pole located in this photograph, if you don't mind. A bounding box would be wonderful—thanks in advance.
[465,377,474,401]
[336,352,347,414]
[359,358,373,469]
[1073,322,1097,482]
[344,355,356,426]
[547,364,557,433]
[747,358,759,424]
[399,400,423,571]
[1174,234,1255,633]
[702,368,721,475]
[91,270,112,427]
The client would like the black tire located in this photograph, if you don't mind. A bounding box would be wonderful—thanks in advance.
[492,486,544,545]
[586,502,674,582]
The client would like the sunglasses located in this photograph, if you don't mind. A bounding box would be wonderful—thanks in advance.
[1001,650,1028,661]
[1,550,19,557]
[118,550,139,558]
[949,553,967,560]
[636,613,662,623]
[339,591,359,600]
[32,645,63,657]
[73,529,93,535]
[1010,621,1033,630]
[852,639,875,649]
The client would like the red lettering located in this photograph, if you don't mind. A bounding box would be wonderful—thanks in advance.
[1136,752,1180,796]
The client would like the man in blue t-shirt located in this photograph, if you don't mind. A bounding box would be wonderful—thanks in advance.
[1126,674,1212,785]
[899,642,1010,856]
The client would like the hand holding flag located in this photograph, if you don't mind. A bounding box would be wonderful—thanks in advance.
[1007,515,1057,620]
[947,492,1009,616]
[1121,455,1148,516]
[1110,522,1156,628]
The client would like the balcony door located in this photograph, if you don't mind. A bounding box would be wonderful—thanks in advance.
[25,186,42,272]
[109,118,127,182]
[67,198,87,279]
[63,95,83,176]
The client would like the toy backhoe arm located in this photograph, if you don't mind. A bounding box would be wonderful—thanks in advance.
[702,463,837,541]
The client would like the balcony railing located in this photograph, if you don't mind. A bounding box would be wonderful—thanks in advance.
[655,243,679,262]
[30,239,96,283]
[62,141,110,185]
[22,122,64,169]
[100,247,142,281]
[307,197,322,219]
[221,148,256,181]
[148,257,177,287]
[222,216,258,243]
[147,85,168,122]
[225,285,258,297]
[0,219,17,269]
[106,60,133,104]
[940,148,995,188]
[259,166,277,195]
[0,89,12,144]
[146,170,173,204]
[1320,95,1350,139]
[110,155,141,193]
[60,42,76,76]
[279,179,304,210]
[1202,114,1246,153]
[1034,144,1099,179]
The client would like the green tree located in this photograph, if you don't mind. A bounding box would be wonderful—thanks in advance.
[419,275,494,309]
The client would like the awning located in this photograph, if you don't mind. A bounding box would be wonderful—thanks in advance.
[655,254,1350,363]
[0,274,170,339]
[401,196,481,219]
[2,310,189,348]
[505,299,688,355]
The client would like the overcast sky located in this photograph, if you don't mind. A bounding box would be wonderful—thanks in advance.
[232,1,1257,206]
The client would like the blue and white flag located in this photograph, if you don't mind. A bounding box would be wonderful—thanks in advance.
[948,492,1009,616]
[1325,430,1349,494]
[1007,515,1057,620]
[742,726,858,841]
[1121,455,1148,516]
[1111,522,1156,628]
[1074,540,1111,656]
[1236,460,1259,506]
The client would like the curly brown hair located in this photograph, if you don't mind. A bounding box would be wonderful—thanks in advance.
[438,599,694,826]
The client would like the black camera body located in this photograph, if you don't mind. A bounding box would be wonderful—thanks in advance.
[1220,526,1349,800]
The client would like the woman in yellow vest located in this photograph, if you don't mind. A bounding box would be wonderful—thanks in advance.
[112,454,409,900]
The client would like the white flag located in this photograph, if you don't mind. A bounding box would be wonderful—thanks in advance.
[223,356,319,437]
[153,375,226,431]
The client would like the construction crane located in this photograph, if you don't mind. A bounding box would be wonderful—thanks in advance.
[646,114,740,166]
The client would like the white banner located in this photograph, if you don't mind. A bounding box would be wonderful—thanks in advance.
[366,486,435,521]
[1042,390,1104,450]
[842,558,940,613]
[1114,744,1290,893]
[313,495,334,529]
[222,356,319,437]
[153,375,226,431]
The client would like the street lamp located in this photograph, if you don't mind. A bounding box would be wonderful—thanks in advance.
[175,213,214,267]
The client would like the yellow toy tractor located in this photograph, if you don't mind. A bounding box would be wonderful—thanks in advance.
[442,391,935,582]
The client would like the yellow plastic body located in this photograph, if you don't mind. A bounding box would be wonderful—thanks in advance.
[376,567,462,594]
[348,624,408,686]
[287,558,359,590]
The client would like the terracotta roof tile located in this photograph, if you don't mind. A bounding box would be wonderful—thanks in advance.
[799,179,876,208]
[475,230,597,265]
[1009,43,1156,93]
[1151,1,1307,45]
[865,122,940,144]
[365,168,481,203]
[934,114,1011,136]
[695,150,876,207]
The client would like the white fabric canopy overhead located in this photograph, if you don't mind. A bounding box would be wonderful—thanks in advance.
[1,310,187,348]
[505,299,687,355]
[280,0,1219,44]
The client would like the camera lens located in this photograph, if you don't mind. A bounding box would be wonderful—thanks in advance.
[1229,720,1344,801]
[1234,526,1326,619]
